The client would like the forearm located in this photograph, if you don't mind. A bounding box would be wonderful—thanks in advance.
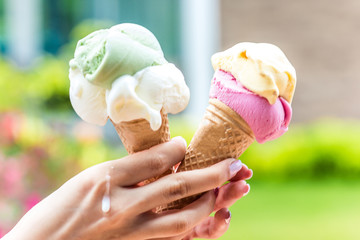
[3,194,69,240]
[3,185,92,240]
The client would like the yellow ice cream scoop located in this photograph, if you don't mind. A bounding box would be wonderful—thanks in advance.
[211,42,296,104]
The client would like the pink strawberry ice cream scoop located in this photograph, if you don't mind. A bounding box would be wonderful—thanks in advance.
[210,42,296,143]
[209,70,292,143]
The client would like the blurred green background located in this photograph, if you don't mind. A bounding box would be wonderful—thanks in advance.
[1,0,360,239]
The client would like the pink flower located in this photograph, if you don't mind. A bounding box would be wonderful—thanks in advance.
[0,224,9,238]
[24,193,42,212]
[0,113,20,144]
[2,161,23,196]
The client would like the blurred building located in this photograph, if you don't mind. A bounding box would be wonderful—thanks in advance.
[220,0,360,122]
[1,0,359,122]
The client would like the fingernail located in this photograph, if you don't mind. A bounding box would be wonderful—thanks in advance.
[229,160,242,178]
[214,187,219,197]
[225,210,231,224]
[172,136,187,147]
[244,183,250,196]
[241,163,253,180]
[247,169,253,180]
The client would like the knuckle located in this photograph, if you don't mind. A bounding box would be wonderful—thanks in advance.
[163,175,190,200]
[149,152,166,172]
[113,205,131,222]
[76,170,97,194]
[78,180,94,197]
[109,194,134,222]
[116,169,131,182]
[114,170,132,185]
[174,217,190,234]
[208,168,224,186]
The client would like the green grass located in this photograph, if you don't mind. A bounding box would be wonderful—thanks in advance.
[213,180,360,240]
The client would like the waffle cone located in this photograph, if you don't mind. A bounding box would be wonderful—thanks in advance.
[112,110,170,154]
[111,110,172,184]
[163,98,255,210]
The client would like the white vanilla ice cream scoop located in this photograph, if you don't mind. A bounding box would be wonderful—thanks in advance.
[69,23,190,130]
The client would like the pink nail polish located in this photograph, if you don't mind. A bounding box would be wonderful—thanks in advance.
[246,169,253,180]
[244,183,250,196]
[214,187,219,197]
[225,210,231,224]
[229,160,242,178]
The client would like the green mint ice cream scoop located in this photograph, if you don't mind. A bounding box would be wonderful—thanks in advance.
[70,23,167,88]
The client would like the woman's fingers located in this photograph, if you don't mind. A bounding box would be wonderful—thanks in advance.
[214,180,250,212]
[230,163,253,182]
[149,208,231,240]
[191,208,231,239]
[103,136,187,186]
[139,190,216,239]
[130,158,242,212]
[210,163,252,211]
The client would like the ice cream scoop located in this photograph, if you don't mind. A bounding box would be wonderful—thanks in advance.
[70,23,167,89]
[210,70,292,143]
[69,23,190,131]
[106,63,189,130]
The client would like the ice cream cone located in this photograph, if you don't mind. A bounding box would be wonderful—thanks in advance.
[112,109,172,184]
[112,109,170,154]
[162,98,255,210]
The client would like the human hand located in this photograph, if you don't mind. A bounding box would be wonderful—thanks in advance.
[152,163,253,240]
[3,137,248,240]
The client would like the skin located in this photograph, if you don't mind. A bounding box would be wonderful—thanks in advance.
[3,137,252,240]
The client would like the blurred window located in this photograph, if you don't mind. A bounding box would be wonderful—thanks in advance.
[42,0,180,63]
[0,0,5,53]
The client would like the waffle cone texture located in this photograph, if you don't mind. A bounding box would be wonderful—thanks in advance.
[112,109,170,154]
[112,110,171,185]
[163,98,255,210]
